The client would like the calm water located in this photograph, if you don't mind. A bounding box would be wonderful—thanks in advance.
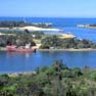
[0,17,96,73]
[0,51,96,73]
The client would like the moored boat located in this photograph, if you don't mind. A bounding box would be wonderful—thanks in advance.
[6,45,36,53]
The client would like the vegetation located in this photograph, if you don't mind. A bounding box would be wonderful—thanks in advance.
[40,35,96,49]
[0,21,52,28]
[0,21,31,28]
[31,23,53,28]
[31,31,44,39]
[0,61,96,96]
[0,31,36,47]
[0,30,96,50]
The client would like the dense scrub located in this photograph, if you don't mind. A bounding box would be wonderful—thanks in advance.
[0,61,96,96]
[0,31,36,47]
[0,21,31,27]
[0,21,52,28]
[40,35,96,49]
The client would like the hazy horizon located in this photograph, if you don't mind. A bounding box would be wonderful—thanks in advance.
[1,16,96,19]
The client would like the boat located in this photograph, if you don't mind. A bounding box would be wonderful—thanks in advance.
[6,45,36,53]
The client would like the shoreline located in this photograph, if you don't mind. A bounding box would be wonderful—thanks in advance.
[37,48,96,52]
[1,47,96,52]
[0,47,6,51]
[7,71,36,77]
[0,71,37,76]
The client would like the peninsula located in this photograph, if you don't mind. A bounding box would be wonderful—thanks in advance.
[77,24,96,29]
[0,21,96,52]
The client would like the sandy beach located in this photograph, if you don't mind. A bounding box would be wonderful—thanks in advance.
[18,26,61,31]
[0,26,61,32]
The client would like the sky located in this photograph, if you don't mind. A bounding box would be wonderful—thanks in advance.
[0,0,96,17]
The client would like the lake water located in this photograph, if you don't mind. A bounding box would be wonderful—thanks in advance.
[0,51,96,73]
[0,17,96,73]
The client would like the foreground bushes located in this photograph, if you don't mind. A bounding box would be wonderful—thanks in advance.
[0,61,96,96]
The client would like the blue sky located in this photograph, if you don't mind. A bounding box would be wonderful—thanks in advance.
[0,0,96,17]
